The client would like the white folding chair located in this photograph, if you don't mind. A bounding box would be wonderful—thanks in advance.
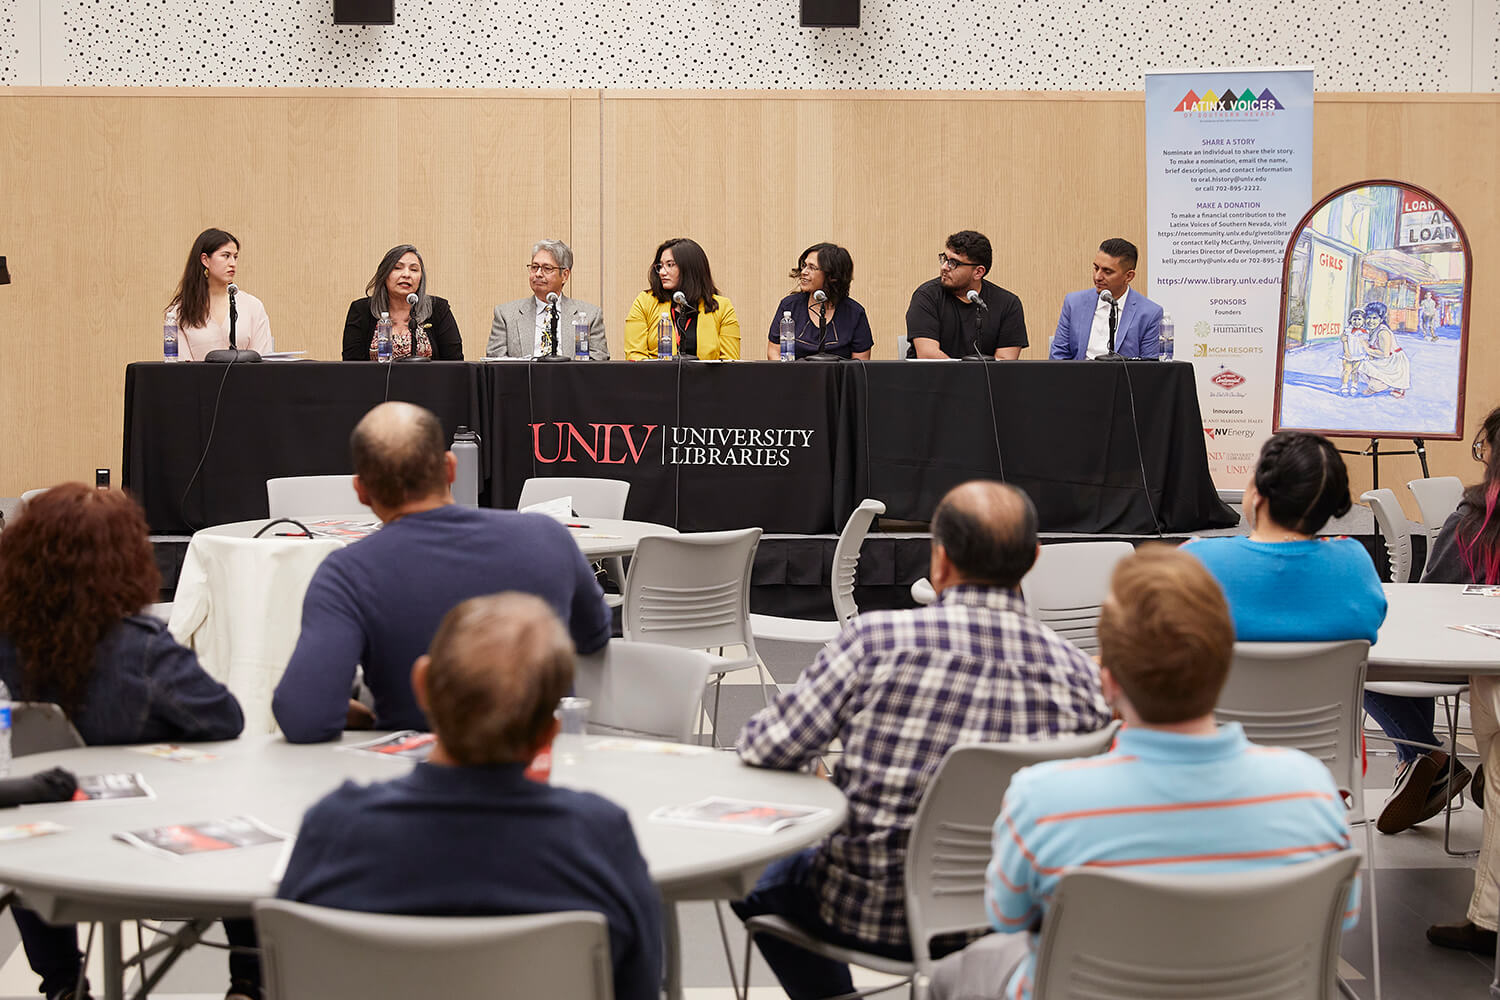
[19,488,49,506]
[1213,639,1380,1000]
[741,724,1121,1000]
[1407,476,1464,577]
[254,900,613,1000]
[750,498,886,646]
[1019,541,1135,654]
[11,702,84,757]
[573,641,715,743]
[265,476,367,519]
[520,477,632,605]
[1361,488,1414,584]
[1032,852,1362,1000]
[623,528,764,745]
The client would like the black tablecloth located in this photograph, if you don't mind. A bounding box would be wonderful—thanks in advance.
[123,362,483,533]
[123,360,1232,536]
[837,361,1237,534]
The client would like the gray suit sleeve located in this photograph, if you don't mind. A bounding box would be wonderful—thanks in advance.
[589,305,609,360]
[486,305,509,358]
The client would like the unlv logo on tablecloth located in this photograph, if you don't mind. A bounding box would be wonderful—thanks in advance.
[531,423,659,465]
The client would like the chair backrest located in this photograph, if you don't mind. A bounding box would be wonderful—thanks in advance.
[1030,851,1361,1000]
[573,641,715,743]
[903,723,1122,968]
[254,900,613,1000]
[19,488,48,506]
[1213,640,1369,807]
[1361,487,1412,583]
[265,476,367,519]
[11,702,85,757]
[831,498,886,624]
[518,477,630,520]
[1407,476,1464,574]
[623,528,761,656]
[1019,541,1135,653]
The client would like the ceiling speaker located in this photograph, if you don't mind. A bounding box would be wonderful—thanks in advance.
[335,0,394,25]
[801,0,859,28]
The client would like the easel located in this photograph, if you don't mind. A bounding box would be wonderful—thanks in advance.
[1337,438,1430,490]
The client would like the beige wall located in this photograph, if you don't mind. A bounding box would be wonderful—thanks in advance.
[0,89,1494,510]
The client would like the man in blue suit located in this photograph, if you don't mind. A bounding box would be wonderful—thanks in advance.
[1049,238,1163,360]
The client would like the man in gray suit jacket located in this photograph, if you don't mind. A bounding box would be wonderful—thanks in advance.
[487,239,609,360]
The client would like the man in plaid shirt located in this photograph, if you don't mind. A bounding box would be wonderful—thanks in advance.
[731,481,1111,1000]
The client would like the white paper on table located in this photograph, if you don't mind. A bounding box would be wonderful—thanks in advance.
[520,496,574,520]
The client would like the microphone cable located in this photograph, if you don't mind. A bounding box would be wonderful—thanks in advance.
[1117,361,1164,537]
[176,359,236,532]
[979,359,1006,483]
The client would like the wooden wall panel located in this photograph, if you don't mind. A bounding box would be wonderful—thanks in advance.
[0,89,1495,512]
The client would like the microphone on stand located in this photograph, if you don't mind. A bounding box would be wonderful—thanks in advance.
[396,291,431,362]
[804,289,841,363]
[204,282,262,363]
[537,290,569,362]
[961,289,989,361]
[672,292,699,359]
[1097,289,1124,361]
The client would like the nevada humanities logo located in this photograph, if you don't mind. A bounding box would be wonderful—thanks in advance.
[531,423,815,468]
[1210,370,1246,389]
[1173,86,1284,116]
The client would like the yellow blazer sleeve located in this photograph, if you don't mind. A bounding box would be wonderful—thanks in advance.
[710,295,741,360]
[624,291,660,361]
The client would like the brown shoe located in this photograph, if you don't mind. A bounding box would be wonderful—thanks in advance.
[1377,752,1442,834]
[1427,920,1498,954]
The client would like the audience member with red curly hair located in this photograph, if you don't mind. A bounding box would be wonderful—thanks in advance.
[0,483,248,1000]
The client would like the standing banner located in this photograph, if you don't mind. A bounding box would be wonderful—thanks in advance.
[1145,67,1314,487]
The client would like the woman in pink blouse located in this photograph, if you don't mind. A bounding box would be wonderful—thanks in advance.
[164,228,274,360]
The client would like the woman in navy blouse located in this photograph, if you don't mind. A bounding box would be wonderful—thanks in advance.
[765,243,873,360]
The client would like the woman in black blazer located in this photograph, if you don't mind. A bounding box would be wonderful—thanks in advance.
[341,244,463,360]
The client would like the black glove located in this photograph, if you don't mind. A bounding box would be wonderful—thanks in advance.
[0,767,78,808]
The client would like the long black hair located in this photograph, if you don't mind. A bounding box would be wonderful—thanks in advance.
[1252,432,1352,535]
[166,228,237,329]
[647,238,720,314]
[789,242,854,308]
[1457,406,1500,584]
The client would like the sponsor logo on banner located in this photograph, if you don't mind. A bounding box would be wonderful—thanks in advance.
[530,422,816,468]
[1210,370,1246,389]
[1211,322,1260,336]
[1172,86,1284,116]
[1204,427,1256,440]
[1194,343,1264,357]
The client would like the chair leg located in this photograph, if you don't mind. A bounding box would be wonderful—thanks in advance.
[1363,819,1383,1000]
[710,676,724,749]
[1442,695,1479,858]
[754,658,774,708]
[713,901,746,1000]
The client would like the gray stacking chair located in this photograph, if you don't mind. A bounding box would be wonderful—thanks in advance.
[1213,639,1379,1000]
[750,498,886,646]
[573,641,716,743]
[265,476,367,518]
[11,702,84,757]
[254,901,613,1000]
[520,476,632,605]
[741,723,1121,1000]
[1407,475,1464,576]
[623,528,764,745]
[1031,851,1362,1000]
[1361,488,1414,583]
[1019,541,1135,654]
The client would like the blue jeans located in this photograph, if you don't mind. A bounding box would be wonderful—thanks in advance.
[1364,691,1439,764]
[731,848,912,1000]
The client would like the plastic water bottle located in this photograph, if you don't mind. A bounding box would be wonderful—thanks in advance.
[163,317,180,362]
[780,311,796,361]
[451,426,480,506]
[656,313,673,360]
[1159,313,1175,361]
[376,312,393,363]
[0,678,12,777]
[574,313,590,361]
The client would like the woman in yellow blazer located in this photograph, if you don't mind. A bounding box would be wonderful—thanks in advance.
[624,238,741,360]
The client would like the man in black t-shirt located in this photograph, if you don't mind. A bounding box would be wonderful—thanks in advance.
[905,230,1028,359]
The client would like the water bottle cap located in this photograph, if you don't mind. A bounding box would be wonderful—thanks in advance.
[784,311,792,318]
[380,311,389,319]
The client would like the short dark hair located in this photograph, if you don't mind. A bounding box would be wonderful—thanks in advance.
[647,237,721,313]
[788,243,854,307]
[1252,431,1352,535]
[945,231,992,273]
[424,593,575,765]
[1098,544,1234,724]
[930,481,1038,588]
[1098,238,1139,270]
[349,402,449,509]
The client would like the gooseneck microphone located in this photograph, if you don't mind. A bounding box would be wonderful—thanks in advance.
[671,292,698,358]
[805,289,841,363]
[204,282,262,363]
[965,289,989,311]
[961,288,989,361]
[396,291,431,362]
[538,290,569,362]
[1097,289,1124,361]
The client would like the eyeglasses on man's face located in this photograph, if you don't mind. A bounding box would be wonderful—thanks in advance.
[938,253,977,271]
[527,263,563,276]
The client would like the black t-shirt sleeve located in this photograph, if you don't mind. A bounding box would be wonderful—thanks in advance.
[994,294,1028,350]
[905,283,942,350]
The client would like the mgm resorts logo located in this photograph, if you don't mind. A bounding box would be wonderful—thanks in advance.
[1194,343,1264,357]
[1204,427,1256,441]
[531,423,815,468]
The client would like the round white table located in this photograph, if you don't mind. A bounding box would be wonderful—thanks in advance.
[167,514,678,732]
[1368,583,1500,682]
[0,734,844,1000]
